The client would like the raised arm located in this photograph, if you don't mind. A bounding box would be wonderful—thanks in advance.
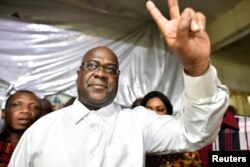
[145,0,229,154]
[146,0,210,76]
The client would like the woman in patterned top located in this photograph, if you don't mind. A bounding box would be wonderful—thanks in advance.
[141,91,202,167]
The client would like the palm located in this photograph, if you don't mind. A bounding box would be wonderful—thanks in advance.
[165,19,210,65]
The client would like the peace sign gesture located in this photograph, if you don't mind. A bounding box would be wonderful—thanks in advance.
[146,0,210,76]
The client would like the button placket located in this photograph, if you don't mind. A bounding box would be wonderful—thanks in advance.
[88,112,103,166]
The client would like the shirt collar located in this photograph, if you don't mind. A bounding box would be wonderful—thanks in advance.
[72,99,89,124]
[72,98,120,124]
[96,102,120,123]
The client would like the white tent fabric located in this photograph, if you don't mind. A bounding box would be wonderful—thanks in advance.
[0,0,184,115]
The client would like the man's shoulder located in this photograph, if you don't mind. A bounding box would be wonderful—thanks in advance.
[39,106,69,121]
[121,106,147,113]
[119,106,152,118]
[29,106,71,131]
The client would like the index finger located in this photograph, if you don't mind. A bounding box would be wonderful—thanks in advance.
[146,1,169,23]
[168,0,180,19]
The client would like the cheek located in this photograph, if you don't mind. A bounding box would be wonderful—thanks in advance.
[31,112,41,120]
[77,74,88,89]
[5,112,17,125]
[109,78,118,91]
[156,111,165,116]
[107,83,114,93]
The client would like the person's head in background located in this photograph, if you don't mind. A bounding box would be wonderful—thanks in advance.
[131,98,143,109]
[39,98,53,116]
[227,105,237,114]
[141,91,173,115]
[1,90,41,144]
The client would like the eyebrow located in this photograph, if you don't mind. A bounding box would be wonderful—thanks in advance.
[84,60,118,68]
[10,99,39,104]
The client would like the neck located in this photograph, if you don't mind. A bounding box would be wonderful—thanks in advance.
[84,103,101,111]
[78,99,110,111]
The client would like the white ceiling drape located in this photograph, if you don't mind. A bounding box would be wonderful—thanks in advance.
[0,0,184,115]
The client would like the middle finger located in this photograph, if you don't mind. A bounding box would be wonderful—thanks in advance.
[168,0,180,19]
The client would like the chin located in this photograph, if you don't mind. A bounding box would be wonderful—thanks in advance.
[93,100,109,106]
[90,94,109,103]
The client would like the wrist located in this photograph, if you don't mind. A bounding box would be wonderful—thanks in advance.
[184,58,210,76]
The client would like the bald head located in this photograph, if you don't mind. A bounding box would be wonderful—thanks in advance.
[82,46,119,66]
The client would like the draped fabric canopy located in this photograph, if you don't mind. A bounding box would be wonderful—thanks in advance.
[0,0,184,114]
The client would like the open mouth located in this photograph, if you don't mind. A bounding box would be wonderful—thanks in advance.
[17,117,31,125]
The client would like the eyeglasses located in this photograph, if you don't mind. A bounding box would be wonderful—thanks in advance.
[80,61,120,76]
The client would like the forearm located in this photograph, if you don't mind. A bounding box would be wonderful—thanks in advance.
[146,65,229,154]
[182,65,229,149]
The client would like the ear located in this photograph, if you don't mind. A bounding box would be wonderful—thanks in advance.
[1,109,6,119]
[76,70,80,83]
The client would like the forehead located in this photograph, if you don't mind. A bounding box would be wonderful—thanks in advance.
[83,47,118,66]
[8,92,39,103]
[146,97,164,105]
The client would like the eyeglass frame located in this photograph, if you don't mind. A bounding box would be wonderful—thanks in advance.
[79,60,120,76]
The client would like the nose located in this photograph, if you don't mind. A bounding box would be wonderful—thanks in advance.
[93,67,108,79]
[20,106,32,114]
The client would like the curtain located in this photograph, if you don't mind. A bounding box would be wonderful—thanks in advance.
[0,0,184,115]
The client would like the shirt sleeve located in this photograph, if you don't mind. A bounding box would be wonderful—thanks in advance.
[145,65,229,154]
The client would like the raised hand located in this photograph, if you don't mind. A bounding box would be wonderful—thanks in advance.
[146,0,211,76]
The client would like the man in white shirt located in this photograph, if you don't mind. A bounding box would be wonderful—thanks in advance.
[8,0,229,167]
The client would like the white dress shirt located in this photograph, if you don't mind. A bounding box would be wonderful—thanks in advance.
[8,66,229,167]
